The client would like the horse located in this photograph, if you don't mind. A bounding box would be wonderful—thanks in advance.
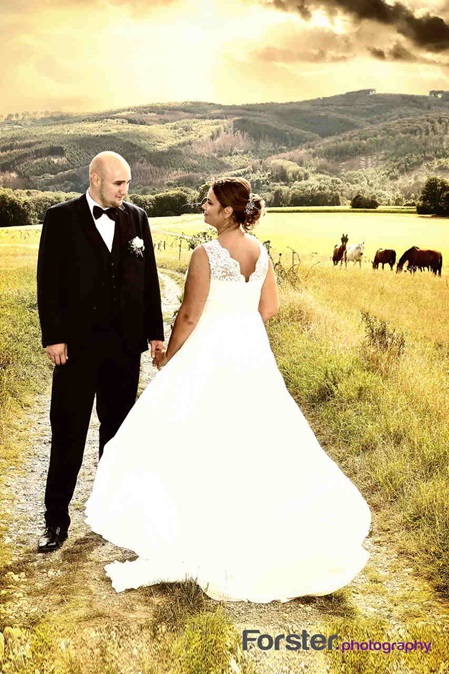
[332,233,349,266]
[345,242,364,269]
[372,248,396,270]
[396,247,443,276]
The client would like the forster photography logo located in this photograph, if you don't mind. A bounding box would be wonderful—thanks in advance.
[242,630,432,655]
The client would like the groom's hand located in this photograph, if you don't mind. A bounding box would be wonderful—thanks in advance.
[46,343,68,366]
[150,340,165,367]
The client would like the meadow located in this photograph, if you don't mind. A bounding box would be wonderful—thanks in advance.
[151,209,449,270]
[153,209,449,599]
[0,212,448,673]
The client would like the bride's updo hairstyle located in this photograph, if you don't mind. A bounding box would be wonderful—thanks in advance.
[211,177,265,231]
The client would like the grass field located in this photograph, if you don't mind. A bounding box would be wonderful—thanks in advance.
[1,213,448,673]
[151,211,449,601]
[150,210,449,272]
[0,226,47,568]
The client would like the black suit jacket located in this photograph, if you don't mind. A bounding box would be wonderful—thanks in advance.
[37,194,164,355]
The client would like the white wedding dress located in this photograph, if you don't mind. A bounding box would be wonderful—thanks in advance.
[85,235,371,602]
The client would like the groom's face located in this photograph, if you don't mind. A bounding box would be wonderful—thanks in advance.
[94,160,131,208]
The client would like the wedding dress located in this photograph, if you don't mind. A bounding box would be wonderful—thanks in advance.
[85,235,371,602]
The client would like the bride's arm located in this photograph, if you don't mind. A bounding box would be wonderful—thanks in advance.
[258,259,279,322]
[163,246,210,364]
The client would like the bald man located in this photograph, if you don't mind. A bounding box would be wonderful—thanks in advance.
[37,151,164,552]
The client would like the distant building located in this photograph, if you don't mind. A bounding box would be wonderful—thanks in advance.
[429,90,449,98]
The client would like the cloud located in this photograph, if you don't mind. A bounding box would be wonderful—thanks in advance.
[369,44,418,62]
[263,0,449,52]
[2,0,449,115]
[253,26,354,63]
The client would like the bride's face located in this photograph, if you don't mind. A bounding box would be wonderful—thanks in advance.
[202,188,231,230]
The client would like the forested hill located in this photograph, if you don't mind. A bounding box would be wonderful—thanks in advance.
[1,90,449,205]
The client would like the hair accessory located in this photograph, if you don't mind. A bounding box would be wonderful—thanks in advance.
[244,193,257,216]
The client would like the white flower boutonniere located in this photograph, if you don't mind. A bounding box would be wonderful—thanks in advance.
[128,236,145,258]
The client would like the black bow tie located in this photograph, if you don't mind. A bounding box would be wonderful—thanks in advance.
[93,205,118,221]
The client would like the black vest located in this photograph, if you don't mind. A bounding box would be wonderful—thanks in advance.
[92,227,122,333]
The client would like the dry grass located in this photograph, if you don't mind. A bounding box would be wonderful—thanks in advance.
[0,231,49,569]
[268,266,449,597]
[324,617,448,674]
[1,220,448,673]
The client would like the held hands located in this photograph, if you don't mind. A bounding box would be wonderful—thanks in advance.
[46,343,68,366]
[150,340,167,370]
[155,353,168,370]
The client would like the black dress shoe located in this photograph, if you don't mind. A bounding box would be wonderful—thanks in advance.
[37,526,68,553]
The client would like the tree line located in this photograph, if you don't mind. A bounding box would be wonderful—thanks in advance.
[0,176,447,227]
[0,188,198,227]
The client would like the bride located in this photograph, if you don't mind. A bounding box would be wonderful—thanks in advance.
[85,177,371,603]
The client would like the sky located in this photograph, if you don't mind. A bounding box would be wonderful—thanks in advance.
[1,0,449,114]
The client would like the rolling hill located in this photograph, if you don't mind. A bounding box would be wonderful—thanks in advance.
[1,90,449,204]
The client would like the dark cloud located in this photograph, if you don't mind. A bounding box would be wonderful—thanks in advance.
[248,15,449,69]
[369,43,417,61]
[370,47,386,60]
[264,0,449,52]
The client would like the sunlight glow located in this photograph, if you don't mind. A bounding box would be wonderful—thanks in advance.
[1,0,447,113]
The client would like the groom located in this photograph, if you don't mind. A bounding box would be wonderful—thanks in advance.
[36,151,164,552]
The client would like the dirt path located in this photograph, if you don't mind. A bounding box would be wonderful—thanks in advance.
[1,270,447,674]
[0,271,181,626]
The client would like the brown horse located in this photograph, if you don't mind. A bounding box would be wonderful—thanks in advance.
[396,247,443,276]
[372,248,396,270]
[332,233,349,266]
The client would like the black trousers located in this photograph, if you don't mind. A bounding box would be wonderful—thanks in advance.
[44,330,140,530]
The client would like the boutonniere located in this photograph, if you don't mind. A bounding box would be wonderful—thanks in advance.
[128,236,145,257]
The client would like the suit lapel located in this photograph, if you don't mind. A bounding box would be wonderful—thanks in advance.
[116,204,137,252]
[117,204,144,287]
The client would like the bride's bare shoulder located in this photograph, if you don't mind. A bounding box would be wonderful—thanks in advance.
[187,245,210,276]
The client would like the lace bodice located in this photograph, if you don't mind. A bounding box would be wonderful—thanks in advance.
[202,237,269,284]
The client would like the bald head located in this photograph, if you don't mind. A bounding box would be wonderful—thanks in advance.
[88,151,131,208]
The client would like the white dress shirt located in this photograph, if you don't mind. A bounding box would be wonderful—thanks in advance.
[86,190,115,253]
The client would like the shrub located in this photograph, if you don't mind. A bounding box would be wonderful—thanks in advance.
[128,193,155,216]
[351,193,379,209]
[360,310,405,373]
[0,189,36,227]
[187,230,214,250]
[152,189,196,217]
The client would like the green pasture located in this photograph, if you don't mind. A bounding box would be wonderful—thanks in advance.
[3,211,447,274]
[150,210,449,270]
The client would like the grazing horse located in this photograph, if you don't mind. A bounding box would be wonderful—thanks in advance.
[345,242,365,269]
[332,233,349,266]
[372,248,396,270]
[396,247,443,276]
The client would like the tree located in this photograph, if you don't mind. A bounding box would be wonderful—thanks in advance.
[152,189,196,217]
[437,190,449,216]
[417,176,449,215]
[270,187,289,207]
[29,191,78,221]
[351,193,379,209]
[128,194,155,217]
[0,189,37,227]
